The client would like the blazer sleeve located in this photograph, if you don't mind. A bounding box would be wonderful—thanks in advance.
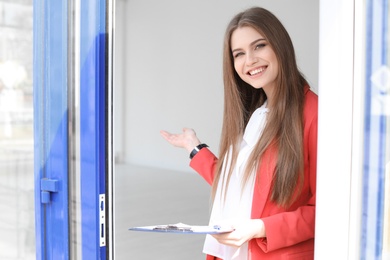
[257,93,318,252]
[189,148,218,185]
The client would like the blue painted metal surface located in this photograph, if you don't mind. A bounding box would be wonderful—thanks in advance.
[34,0,109,258]
[41,179,59,203]
[361,0,389,259]
[33,0,70,259]
[79,0,108,258]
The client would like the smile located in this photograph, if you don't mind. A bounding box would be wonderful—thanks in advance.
[248,67,266,76]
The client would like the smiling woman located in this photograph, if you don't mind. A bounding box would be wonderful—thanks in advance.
[230,27,279,102]
[114,1,319,259]
[160,7,317,259]
[115,0,319,172]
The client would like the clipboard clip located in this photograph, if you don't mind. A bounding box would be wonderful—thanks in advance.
[153,223,193,232]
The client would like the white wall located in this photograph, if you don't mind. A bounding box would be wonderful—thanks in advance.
[315,1,355,259]
[114,0,126,163]
[115,0,319,172]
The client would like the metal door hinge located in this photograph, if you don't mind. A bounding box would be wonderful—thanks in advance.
[40,178,59,204]
[99,194,106,247]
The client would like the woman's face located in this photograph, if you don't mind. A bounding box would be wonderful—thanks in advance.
[231,26,279,99]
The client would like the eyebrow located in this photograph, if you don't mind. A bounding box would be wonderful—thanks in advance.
[231,38,267,53]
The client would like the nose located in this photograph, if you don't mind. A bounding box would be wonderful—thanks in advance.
[246,51,258,66]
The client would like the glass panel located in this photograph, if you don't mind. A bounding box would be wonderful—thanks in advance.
[383,1,390,257]
[384,2,390,256]
[361,0,389,258]
[0,0,34,259]
[384,117,390,257]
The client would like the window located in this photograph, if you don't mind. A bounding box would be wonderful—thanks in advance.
[0,0,34,259]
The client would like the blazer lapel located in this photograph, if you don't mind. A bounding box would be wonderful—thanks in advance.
[251,145,276,218]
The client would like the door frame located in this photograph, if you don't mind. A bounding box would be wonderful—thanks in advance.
[33,0,70,258]
[33,0,114,259]
[316,0,389,259]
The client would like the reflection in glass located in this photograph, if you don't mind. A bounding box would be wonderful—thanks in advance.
[384,4,390,255]
[361,1,390,258]
[0,0,35,259]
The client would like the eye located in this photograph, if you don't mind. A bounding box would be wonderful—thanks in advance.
[233,52,244,59]
[255,43,266,50]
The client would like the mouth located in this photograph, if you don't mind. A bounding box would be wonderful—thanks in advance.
[248,66,266,76]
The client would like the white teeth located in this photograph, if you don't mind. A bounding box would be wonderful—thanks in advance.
[249,67,265,75]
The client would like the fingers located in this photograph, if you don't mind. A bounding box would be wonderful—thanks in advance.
[160,128,201,152]
[182,127,195,135]
[210,220,240,247]
[159,130,181,146]
[159,130,172,140]
[210,219,265,247]
[160,128,192,139]
[211,232,245,248]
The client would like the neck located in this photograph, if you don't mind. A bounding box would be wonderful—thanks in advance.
[262,86,275,108]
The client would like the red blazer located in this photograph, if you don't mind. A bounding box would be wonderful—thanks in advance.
[190,88,318,260]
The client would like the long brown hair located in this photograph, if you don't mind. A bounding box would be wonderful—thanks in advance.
[214,7,306,208]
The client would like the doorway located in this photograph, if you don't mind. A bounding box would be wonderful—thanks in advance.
[113,1,319,258]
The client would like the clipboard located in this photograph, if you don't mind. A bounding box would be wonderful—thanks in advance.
[129,222,234,234]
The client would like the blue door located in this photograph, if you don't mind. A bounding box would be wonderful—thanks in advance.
[33,0,114,259]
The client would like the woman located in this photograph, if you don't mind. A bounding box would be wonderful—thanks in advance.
[160,7,317,260]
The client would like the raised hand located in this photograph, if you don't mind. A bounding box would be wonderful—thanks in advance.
[160,128,201,153]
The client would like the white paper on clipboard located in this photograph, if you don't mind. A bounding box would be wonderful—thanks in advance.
[129,222,234,234]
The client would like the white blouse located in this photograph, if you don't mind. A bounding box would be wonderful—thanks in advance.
[203,102,269,260]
